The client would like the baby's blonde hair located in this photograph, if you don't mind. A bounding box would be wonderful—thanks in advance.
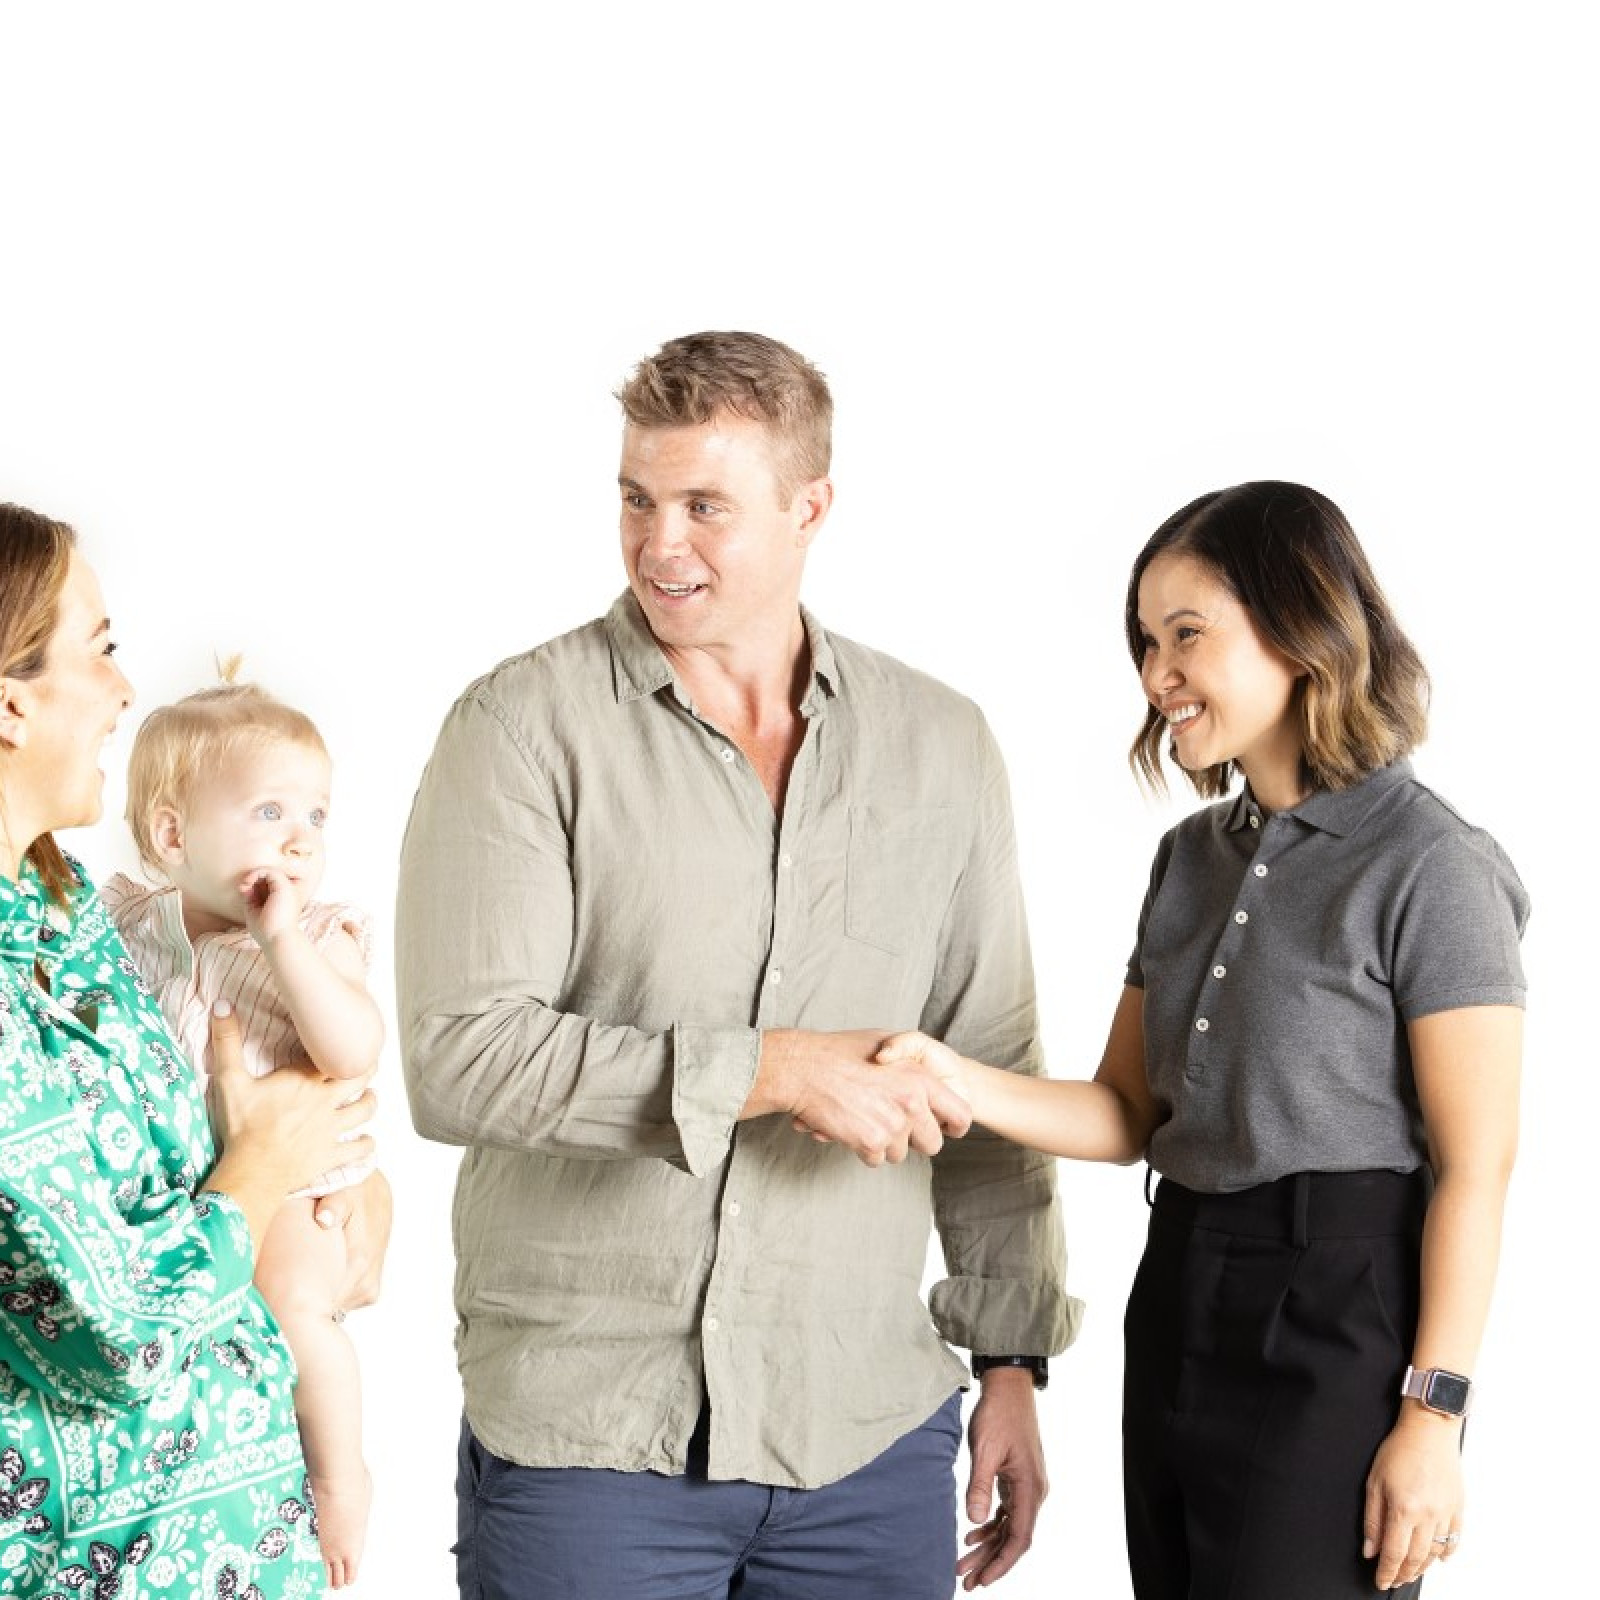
[124,684,328,874]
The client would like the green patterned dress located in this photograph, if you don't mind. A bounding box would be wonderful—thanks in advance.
[0,859,325,1599]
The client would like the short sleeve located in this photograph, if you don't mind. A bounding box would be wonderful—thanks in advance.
[305,900,373,968]
[1393,827,1530,1021]
[1125,830,1176,990]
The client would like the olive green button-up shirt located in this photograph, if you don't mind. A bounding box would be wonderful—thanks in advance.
[396,593,1080,1489]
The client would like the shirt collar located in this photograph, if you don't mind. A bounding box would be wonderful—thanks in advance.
[1227,758,1414,839]
[603,590,839,712]
[0,858,83,976]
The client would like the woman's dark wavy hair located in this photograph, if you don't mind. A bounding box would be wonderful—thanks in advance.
[1125,481,1429,798]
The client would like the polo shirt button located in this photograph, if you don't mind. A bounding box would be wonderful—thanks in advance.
[1234,911,1249,925]
[780,852,794,868]
[1253,864,1268,877]
[705,1316,720,1332]
[769,968,783,985]
[1213,965,1226,979]
[1195,1017,1210,1033]
[727,1201,742,1218]
[1249,815,1261,829]
[720,747,736,763]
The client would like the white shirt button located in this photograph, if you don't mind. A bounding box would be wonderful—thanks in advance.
[1234,910,1249,925]
[705,1315,720,1332]
[727,1201,742,1218]
[1213,965,1227,979]
[780,852,794,869]
[769,968,783,986]
[1195,1018,1210,1033]
[1254,863,1269,877]
[1249,815,1261,829]
[719,747,735,764]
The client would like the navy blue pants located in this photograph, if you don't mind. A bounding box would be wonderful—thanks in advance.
[1124,1169,1431,1600]
[455,1393,963,1599]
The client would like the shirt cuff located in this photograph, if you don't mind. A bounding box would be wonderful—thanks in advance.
[670,1023,762,1177]
[929,1275,1085,1358]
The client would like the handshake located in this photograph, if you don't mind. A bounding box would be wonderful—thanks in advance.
[749,1027,974,1168]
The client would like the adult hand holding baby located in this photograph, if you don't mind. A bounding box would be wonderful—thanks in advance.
[204,999,378,1255]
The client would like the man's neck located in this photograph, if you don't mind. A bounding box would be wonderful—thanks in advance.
[660,614,810,735]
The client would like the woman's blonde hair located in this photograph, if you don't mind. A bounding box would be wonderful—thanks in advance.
[125,683,327,874]
[1126,481,1430,798]
[1,503,79,899]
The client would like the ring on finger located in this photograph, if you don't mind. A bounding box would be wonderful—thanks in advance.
[1431,1531,1461,1547]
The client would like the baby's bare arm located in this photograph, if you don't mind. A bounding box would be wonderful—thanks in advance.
[250,893,383,1079]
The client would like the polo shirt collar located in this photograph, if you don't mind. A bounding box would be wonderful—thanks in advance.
[604,590,839,712]
[1229,758,1414,839]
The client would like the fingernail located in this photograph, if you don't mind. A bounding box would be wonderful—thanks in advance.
[212,999,233,1019]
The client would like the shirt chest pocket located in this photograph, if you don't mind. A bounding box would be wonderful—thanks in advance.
[845,805,964,957]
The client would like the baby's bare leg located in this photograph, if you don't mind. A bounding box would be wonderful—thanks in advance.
[257,1198,372,1591]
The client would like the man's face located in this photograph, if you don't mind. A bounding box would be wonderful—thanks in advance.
[618,414,827,658]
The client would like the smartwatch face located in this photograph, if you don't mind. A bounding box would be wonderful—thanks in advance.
[1425,1370,1472,1414]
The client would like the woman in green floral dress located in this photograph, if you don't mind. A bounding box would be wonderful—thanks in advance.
[1,505,374,1599]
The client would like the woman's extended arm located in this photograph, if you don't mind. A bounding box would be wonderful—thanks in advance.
[1362,1003,1523,1592]
[877,984,1161,1163]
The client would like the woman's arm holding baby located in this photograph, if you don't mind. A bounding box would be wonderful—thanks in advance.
[243,869,384,1079]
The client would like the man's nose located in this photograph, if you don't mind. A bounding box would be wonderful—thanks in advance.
[643,511,692,560]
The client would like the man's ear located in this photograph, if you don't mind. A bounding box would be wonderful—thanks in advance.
[0,677,31,753]
[150,805,187,866]
[792,476,835,550]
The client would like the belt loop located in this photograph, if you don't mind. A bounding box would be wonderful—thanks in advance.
[1144,1164,1157,1209]
[1291,1172,1310,1247]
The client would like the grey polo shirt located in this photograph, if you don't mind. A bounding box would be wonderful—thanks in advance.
[1127,759,1529,1193]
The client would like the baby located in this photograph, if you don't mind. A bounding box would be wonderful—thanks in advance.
[103,683,383,1590]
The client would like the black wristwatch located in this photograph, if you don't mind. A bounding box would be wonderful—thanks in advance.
[971,1354,1049,1390]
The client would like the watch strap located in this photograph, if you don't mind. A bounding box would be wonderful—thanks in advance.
[971,1354,1049,1390]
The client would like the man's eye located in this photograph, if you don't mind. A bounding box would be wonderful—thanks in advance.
[690,501,717,516]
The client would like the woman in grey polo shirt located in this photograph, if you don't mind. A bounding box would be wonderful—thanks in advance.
[882,481,1527,1600]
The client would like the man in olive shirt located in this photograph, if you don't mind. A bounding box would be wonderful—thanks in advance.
[397,332,1078,1598]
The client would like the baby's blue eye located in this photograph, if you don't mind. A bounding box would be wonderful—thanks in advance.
[258,803,282,821]
[310,809,327,828]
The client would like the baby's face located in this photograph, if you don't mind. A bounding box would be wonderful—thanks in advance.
[168,738,333,933]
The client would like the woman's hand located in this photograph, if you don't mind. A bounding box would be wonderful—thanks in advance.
[205,1002,378,1253]
[1362,1411,1465,1590]
[875,1031,970,1095]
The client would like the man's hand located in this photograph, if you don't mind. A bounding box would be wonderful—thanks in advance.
[959,1366,1047,1589]
[746,1029,972,1165]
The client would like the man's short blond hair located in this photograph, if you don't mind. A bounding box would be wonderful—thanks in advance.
[124,684,327,874]
[615,331,833,503]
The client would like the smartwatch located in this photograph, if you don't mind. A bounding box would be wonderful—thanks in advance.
[1400,1364,1472,1417]
[971,1355,1049,1390]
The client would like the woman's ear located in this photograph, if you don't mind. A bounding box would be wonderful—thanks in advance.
[0,677,31,752]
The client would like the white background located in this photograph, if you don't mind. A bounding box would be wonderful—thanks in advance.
[4,5,1593,1596]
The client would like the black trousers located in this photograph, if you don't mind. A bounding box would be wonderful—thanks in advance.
[1123,1169,1430,1600]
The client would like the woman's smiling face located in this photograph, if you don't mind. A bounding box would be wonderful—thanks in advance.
[1136,550,1308,810]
